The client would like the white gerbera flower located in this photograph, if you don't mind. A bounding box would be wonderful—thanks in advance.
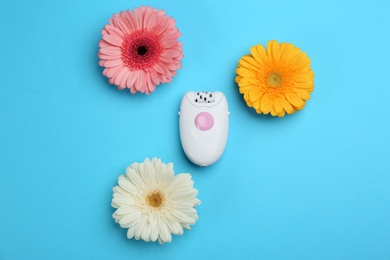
[112,158,200,244]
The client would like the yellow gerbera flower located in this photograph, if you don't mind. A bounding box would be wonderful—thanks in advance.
[235,40,314,117]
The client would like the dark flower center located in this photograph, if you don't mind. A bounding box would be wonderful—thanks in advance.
[147,192,163,207]
[121,30,163,70]
[137,46,148,56]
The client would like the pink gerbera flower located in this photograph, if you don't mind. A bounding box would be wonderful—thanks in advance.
[98,6,183,94]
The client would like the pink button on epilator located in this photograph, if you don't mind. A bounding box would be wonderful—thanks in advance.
[195,112,214,131]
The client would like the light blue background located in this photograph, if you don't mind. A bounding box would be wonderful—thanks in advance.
[1,0,389,259]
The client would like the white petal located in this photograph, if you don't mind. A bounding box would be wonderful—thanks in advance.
[171,174,192,188]
[172,210,194,225]
[115,205,134,215]
[140,159,155,184]
[111,197,133,208]
[182,223,191,230]
[193,198,201,206]
[141,221,152,242]
[150,220,159,242]
[173,200,196,209]
[113,185,133,197]
[165,220,183,235]
[126,167,145,188]
[127,227,135,239]
[171,189,197,200]
[118,178,137,194]
[158,219,172,243]
[118,209,141,228]
[134,217,147,240]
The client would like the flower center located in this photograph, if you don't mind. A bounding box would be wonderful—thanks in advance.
[147,192,163,207]
[121,30,162,70]
[267,72,283,87]
[137,46,148,56]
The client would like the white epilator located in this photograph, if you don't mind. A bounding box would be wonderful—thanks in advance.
[179,91,229,166]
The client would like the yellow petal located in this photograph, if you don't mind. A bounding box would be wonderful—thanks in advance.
[235,75,242,83]
[255,109,263,114]
[239,85,252,94]
[249,87,262,102]
[245,98,253,107]
[291,55,310,70]
[270,107,277,116]
[239,58,258,71]
[284,92,303,108]
[242,56,259,67]
[236,68,255,78]
[293,81,314,90]
[292,88,311,100]
[273,98,283,113]
[267,40,280,61]
[279,42,288,58]
[253,98,262,111]
[279,97,294,114]
[277,109,286,117]
[250,44,267,64]
[295,100,306,110]
[260,93,272,113]
[294,73,313,83]
[281,44,301,62]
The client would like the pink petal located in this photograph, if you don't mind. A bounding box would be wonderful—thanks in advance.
[119,70,131,89]
[161,49,181,58]
[130,86,137,94]
[127,71,138,89]
[155,16,170,36]
[140,6,151,29]
[146,75,157,93]
[135,71,146,92]
[154,63,165,74]
[105,65,124,77]
[102,34,123,47]
[114,13,131,34]
[159,56,173,63]
[98,54,121,60]
[166,62,180,70]
[147,11,157,29]
[120,11,134,33]
[106,25,124,37]
[99,46,121,55]
[98,40,112,48]
[162,40,178,48]
[101,28,109,35]
[110,68,124,86]
[150,71,160,86]
[114,67,129,86]
[104,59,123,68]
[133,7,142,30]
[124,10,137,32]
[161,29,179,42]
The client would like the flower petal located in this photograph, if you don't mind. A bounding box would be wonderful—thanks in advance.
[102,34,123,47]
[273,98,283,113]
[158,219,172,243]
[150,220,159,242]
[250,44,266,64]
[260,93,272,113]
[268,40,280,61]
[284,92,304,108]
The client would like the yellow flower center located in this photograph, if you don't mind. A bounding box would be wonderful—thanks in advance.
[267,72,283,87]
[147,192,163,207]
